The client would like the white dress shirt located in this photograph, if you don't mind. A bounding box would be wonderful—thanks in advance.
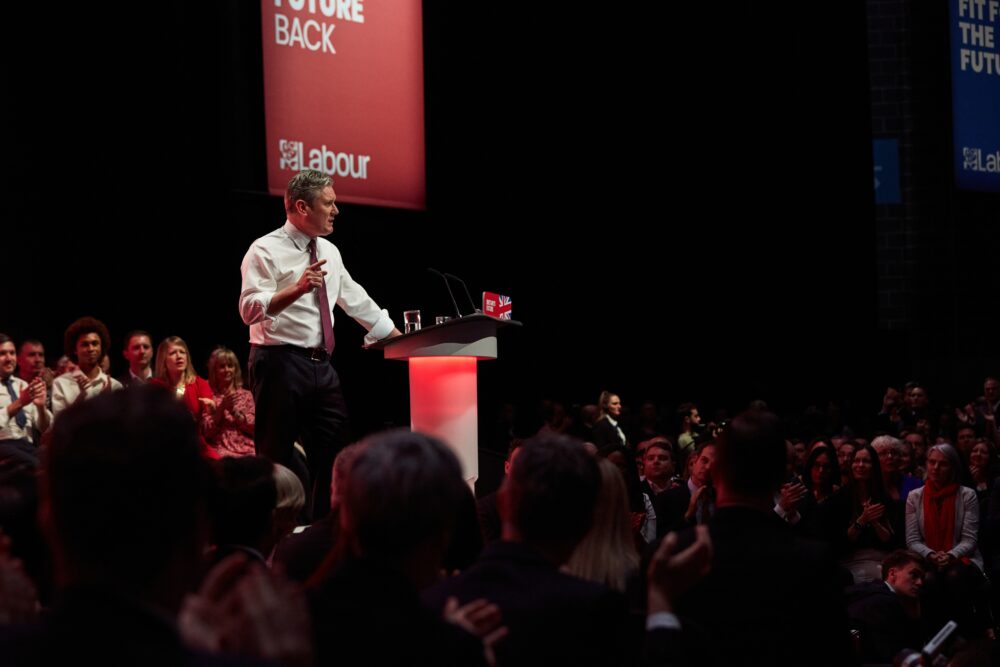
[239,221,394,349]
[0,375,52,443]
[52,371,123,417]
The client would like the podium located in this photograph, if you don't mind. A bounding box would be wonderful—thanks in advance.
[366,314,519,484]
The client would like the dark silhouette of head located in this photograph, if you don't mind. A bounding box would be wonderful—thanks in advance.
[715,409,787,505]
[211,455,278,555]
[41,386,214,613]
[339,429,469,587]
[500,433,601,565]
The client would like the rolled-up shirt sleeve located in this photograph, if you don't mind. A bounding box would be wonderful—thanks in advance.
[240,243,277,325]
[362,313,395,345]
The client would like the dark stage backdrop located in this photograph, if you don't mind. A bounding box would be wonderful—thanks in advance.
[2,3,877,447]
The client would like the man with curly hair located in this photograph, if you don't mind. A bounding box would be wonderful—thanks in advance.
[52,316,122,416]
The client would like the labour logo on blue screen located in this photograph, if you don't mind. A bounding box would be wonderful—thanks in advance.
[950,0,1000,192]
[962,146,1000,173]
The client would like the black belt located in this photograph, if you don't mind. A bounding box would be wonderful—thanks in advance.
[256,344,329,362]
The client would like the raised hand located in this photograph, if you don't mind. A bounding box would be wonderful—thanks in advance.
[297,260,328,294]
[647,525,713,613]
[28,377,46,407]
[859,500,885,525]
[443,597,508,666]
[779,482,808,511]
[179,553,313,667]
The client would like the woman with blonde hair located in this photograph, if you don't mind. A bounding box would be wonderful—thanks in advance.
[593,390,627,450]
[565,458,640,593]
[201,347,256,458]
[151,336,218,459]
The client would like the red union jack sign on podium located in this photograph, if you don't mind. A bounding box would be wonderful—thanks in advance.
[482,292,512,320]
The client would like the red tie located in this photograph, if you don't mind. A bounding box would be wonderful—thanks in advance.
[308,239,335,355]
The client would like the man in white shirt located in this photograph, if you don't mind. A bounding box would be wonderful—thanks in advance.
[847,550,927,662]
[240,169,400,518]
[52,317,122,416]
[16,338,54,412]
[16,339,48,385]
[0,333,51,466]
[655,442,715,536]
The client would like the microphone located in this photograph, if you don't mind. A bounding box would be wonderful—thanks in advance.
[444,272,482,315]
[427,268,462,319]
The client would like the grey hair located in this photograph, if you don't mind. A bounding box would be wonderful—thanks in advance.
[273,463,306,513]
[285,169,332,214]
[928,443,963,484]
[341,430,467,559]
[871,434,903,454]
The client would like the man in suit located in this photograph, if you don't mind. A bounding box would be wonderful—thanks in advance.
[118,330,154,387]
[423,433,631,666]
[675,409,855,666]
[641,438,677,498]
[846,550,928,663]
[655,440,715,537]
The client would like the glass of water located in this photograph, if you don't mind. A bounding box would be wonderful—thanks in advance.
[403,310,421,334]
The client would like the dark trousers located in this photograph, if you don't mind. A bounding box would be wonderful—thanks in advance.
[0,438,40,469]
[249,345,350,520]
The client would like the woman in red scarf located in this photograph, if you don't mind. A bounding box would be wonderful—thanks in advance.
[905,443,989,637]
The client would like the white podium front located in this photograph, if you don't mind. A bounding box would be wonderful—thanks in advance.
[367,314,519,484]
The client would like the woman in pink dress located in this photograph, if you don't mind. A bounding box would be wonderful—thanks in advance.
[201,347,256,458]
